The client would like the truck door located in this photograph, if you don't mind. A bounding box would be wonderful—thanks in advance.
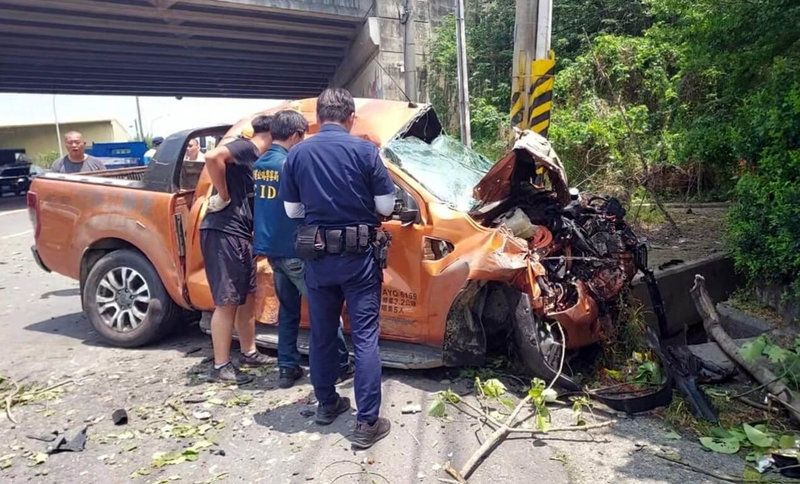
[371,180,428,342]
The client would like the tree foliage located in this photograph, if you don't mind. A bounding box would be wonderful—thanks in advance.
[426,0,800,292]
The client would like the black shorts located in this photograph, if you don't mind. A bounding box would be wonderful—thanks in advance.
[200,230,256,307]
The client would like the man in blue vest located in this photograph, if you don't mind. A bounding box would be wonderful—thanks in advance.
[253,109,352,389]
[281,89,395,449]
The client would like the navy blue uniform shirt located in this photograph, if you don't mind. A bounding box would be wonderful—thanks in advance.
[253,144,301,258]
[280,124,394,227]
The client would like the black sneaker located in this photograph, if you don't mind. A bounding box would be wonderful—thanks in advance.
[351,417,391,450]
[336,362,355,384]
[209,362,253,385]
[315,396,351,425]
[240,350,274,367]
[278,366,304,389]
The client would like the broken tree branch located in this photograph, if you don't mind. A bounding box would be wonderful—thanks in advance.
[506,420,615,434]
[690,275,800,424]
[4,377,20,424]
[458,394,532,479]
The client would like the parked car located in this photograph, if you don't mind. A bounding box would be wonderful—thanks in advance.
[0,148,32,195]
[27,98,645,384]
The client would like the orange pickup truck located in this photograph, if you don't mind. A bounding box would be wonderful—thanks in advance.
[29,98,644,385]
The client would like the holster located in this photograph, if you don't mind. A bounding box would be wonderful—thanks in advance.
[372,228,392,269]
[294,225,324,260]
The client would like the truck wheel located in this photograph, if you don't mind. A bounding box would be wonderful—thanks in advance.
[513,298,581,391]
[83,249,180,347]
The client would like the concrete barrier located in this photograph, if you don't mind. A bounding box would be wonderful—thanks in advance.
[631,254,741,337]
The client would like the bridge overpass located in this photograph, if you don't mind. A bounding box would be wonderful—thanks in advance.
[0,0,451,100]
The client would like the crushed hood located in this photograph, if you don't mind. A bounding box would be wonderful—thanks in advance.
[473,129,570,208]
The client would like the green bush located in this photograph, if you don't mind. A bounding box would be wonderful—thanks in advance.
[34,150,60,169]
[725,56,800,295]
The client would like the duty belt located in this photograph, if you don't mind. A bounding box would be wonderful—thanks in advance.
[322,226,374,255]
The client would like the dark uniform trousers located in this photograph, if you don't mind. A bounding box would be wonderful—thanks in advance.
[305,249,382,424]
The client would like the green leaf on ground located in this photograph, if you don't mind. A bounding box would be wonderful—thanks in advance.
[0,459,12,470]
[634,361,662,384]
[603,369,623,380]
[700,437,741,454]
[779,435,798,449]
[499,397,516,409]
[542,388,558,403]
[763,344,794,364]
[428,397,446,418]
[744,423,775,448]
[225,394,253,407]
[481,379,507,398]
[665,430,681,440]
[742,467,763,481]
[28,453,48,466]
[130,467,151,478]
[123,443,138,452]
[740,335,768,362]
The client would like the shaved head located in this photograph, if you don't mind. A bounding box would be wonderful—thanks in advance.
[64,130,87,160]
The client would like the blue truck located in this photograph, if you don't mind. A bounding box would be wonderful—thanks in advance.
[86,141,149,170]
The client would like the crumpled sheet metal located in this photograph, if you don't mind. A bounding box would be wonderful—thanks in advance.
[473,129,570,207]
[464,226,532,282]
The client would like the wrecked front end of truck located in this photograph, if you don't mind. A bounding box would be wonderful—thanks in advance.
[448,130,647,387]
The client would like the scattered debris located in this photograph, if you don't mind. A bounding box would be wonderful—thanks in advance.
[193,410,212,420]
[401,404,423,414]
[112,409,128,425]
[26,431,59,443]
[27,452,47,466]
[46,427,88,454]
[183,347,203,356]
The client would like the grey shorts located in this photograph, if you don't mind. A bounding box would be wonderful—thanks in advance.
[200,230,256,307]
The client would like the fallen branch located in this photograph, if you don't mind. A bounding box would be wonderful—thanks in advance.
[506,420,615,434]
[690,275,800,423]
[459,394,532,479]
[4,378,21,424]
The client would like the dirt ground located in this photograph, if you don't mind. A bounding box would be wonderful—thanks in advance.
[0,196,751,483]
[630,205,729,269]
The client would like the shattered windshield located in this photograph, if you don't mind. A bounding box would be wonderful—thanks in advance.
[383,135,494,212]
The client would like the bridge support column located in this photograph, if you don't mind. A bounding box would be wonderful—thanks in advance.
[331,0,453,101]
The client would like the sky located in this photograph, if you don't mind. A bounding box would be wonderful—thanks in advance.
[0,93,285,138]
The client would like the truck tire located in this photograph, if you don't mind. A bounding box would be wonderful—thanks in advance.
[83,249,181,347]
[512,295,581,391]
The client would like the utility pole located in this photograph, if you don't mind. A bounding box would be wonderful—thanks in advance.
[402,0,417,102]
[455,0,471,147]
[510,0,554,136]
[52,94,63,158]
[135,96,144,140]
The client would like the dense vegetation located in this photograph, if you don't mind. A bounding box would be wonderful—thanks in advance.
[426,0,800,294]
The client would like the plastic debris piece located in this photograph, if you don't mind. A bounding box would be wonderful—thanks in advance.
[112,409,128,426]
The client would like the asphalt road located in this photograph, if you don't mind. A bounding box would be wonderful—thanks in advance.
[0,192,745,483]
[0,195,31,242]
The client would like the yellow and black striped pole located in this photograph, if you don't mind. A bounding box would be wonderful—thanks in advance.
[527,53,555,136]
[511,0,554,137]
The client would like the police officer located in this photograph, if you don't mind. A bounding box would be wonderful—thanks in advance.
[280,88,395,449]
[252,109,352,389]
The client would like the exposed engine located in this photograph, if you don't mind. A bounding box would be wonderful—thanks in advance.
[472,130,645,350]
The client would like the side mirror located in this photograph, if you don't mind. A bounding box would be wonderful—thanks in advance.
[399,209,420,225]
